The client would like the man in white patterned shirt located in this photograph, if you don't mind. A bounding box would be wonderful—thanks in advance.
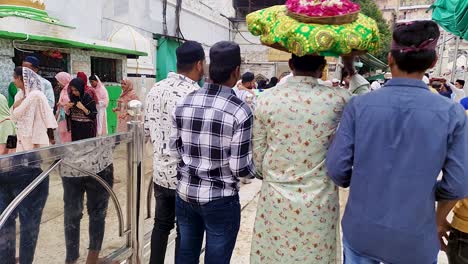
[144,41,205,264]
[170,41,255,264]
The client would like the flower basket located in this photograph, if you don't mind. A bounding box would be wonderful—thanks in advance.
[246,5,381,57]
[287,10,359,25]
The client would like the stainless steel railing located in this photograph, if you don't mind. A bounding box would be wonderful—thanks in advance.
[0,100,146,264]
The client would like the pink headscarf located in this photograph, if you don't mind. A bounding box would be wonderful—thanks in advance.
[92,75,109,107]
[56,72,72,106]
[119,79,138,102]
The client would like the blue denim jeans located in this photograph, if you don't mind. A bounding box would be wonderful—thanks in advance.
[343,239,437,264]
[62,164,114,262]
[343,239,383,264]
[0,166,49,264]
[175,194,241,264]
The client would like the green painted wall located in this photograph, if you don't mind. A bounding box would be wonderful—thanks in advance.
[106,85,122,135]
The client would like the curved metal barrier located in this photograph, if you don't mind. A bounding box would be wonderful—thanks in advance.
[0,159,62,231]
[61,162,129,237]
[0,101,146,264]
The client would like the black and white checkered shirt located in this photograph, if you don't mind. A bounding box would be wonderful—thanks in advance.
[170,83,255,204]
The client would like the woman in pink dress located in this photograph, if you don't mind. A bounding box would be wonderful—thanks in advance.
[114,79,139,133]
[55,72,72,143]
[89,75,109,136]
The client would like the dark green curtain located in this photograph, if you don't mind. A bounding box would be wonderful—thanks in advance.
[156,37,182,81]
[8,82,17,107]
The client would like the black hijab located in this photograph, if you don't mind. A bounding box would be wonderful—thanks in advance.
[69,77,95,106]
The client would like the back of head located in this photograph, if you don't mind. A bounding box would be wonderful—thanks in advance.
[23,56,40,69]
[176,40,205,72]
[391,21,440,73]
[290,54,326,76]
[77,72,88,86]
[270,77,279,85]
[14,66,23,79]
[258,80,267,89]
[209,41,241,84]
[89,75,98,82]
[242,72,255,83]
[456,79,465,87]
[56,72,72,87]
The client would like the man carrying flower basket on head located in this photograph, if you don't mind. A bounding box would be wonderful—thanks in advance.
[246,0,380,263]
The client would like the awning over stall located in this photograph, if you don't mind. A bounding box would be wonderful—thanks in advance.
[0,2,147,58]
[0,30,147,58]
[359,53,388,70]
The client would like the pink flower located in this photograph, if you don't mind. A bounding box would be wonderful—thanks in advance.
[286,0,360,17]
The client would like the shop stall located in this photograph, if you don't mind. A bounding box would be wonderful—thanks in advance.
[0,0,147,134]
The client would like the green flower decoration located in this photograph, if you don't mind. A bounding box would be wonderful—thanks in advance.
[246,5,381,57]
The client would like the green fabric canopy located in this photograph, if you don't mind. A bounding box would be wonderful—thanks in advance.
[156,37,182,81]
[432,0,468,40]
[366,73,384,82]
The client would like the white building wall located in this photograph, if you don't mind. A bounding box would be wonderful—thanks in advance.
[44,0,234,49]
[233,21,280,79]
[42,0,235,94]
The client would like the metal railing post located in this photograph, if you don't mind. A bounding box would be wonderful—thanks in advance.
[126,100,145,264]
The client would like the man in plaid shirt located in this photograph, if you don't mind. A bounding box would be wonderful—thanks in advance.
[170,41,255,264]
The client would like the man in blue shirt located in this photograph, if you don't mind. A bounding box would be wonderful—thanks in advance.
[326,20,468,264]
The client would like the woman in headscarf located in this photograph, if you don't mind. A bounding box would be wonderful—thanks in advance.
[66,78,98,141]
[89,75,109,136]
[55,72,72,143]
[77,72,99,103]
[114,79,139,133]
[0,67,57,264]
[0,94,15,155]
[11,67,58,151]
[61,78,112,264]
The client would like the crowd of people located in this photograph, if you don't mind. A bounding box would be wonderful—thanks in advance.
[143,20,468,264]
[0,56,139,264]
[1,19,468,264]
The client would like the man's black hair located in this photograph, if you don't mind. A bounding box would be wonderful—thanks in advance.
[242,72,255,83]
[270,77,279,85]
[456,79,465,87]
[290,54,326,73]
[258,80,267,89]
[391,21,440,73]
[209,42,241,84]
[177,61,198,73]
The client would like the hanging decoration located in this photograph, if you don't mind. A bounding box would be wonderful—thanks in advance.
[42,49,63,59]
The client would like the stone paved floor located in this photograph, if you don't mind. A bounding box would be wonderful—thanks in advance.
[160,185,450,264]
[6,140,450,263]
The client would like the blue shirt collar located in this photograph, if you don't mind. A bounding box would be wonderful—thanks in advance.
[385,78,428,90]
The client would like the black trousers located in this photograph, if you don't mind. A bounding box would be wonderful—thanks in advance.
[447,228,468,264]
[149,183,179,264]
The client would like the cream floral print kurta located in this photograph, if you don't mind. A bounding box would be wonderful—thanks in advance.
[251,76,351,264]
